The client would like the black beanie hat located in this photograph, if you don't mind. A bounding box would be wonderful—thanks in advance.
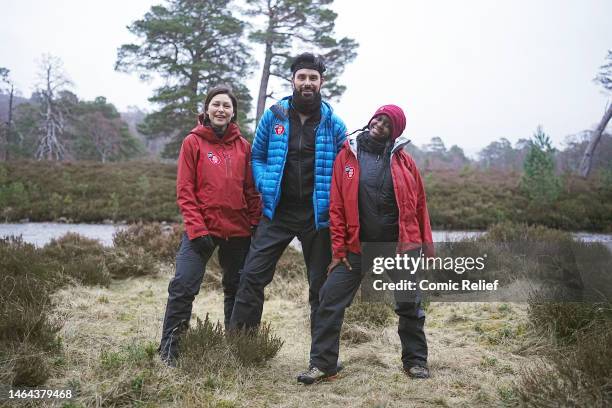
[290,53,326,76]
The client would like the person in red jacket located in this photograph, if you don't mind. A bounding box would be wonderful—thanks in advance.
[159,85,261,366]
[298,104,434,384]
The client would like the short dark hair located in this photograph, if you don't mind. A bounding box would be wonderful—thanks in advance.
[290,53,326,78]
[203,85,238,124]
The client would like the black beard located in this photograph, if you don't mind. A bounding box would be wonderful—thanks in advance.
[291,88,321,115]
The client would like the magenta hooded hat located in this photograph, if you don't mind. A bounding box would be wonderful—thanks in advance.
[369,104,406,140]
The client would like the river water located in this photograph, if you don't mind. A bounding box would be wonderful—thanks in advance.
[1,223,611,248]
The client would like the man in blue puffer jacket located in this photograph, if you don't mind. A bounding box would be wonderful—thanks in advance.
[230,53,347,340]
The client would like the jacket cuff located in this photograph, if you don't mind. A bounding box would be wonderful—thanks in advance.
[422,242,435,258]
[333,247,347,259]
[186,225,209,241]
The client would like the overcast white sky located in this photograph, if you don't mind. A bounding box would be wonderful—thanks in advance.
[2,0,611,156]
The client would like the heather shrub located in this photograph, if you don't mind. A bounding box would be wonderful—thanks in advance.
[479,222,608,291]
[179,315,283,376]
[0,275,61,347]
[178,316,236,376]
[1,235,60,285]
[2,160,611,230]
[527,300,610,343]
[484,221,574,244]
[105,245,158,278]
[113,222,183,263]
[0,160,179,223]
[517,241,612,407]
[9,344,56,387]
[42,232,111,287]
[517,319,612,407]
[0,237,63,387]
[0,238,62,346]
[226,322,284,366]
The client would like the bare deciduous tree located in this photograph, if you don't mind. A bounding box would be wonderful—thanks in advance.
[580,50,612,178]
[35,54,72,161]
[0,67,14,161]
[85,111,122,163]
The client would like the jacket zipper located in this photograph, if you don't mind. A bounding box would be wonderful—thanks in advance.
[298,121,303,200]
[222,144,231,240]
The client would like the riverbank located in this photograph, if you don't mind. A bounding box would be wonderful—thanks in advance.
[1,160,611,231]
[1,222,611,406]
[2,223,612,251]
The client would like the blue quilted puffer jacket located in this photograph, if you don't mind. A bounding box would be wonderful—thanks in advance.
[251,96,347,229]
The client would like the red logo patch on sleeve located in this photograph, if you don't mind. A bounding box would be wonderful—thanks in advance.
[274,124,285,135]
[207,152,221,165]
[345,165,354,179]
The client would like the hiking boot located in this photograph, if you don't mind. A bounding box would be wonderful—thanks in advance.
[160,353,177,368]
[404,365,430,379]
[159,320,188,368]
[158,342,178,368]
[297,366,337,385]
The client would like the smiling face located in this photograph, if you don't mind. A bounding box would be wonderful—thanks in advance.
[292,68,323,99]
[206,93,234,130]
[369,114,392,141]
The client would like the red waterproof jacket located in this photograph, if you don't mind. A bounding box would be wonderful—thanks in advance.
[329,135,434,259]
[177,118,261,240]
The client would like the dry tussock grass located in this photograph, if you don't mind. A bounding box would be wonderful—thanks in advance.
[45,261,528,407]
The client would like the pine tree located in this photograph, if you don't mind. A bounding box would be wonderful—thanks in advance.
[246,0,358,121]
[115,0,254,158]
[521,126,561,204]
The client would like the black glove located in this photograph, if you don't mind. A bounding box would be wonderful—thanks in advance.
[191,234,215,255]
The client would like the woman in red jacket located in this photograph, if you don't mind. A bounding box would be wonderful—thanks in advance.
[159,85,261,365]
[298,105,434,384]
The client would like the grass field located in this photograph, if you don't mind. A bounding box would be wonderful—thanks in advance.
[35,265,530,407]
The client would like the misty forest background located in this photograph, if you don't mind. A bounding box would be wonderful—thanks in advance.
[0,0,611,231]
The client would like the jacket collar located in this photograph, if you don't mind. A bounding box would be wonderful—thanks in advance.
[391,135,411,154]
[191,117,241,144]
[272,95,333,126]
[346,132,411,157]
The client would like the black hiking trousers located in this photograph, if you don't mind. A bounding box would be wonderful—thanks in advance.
[229,201,331,338]
[309,249,428,373]
[159,233,250,360]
